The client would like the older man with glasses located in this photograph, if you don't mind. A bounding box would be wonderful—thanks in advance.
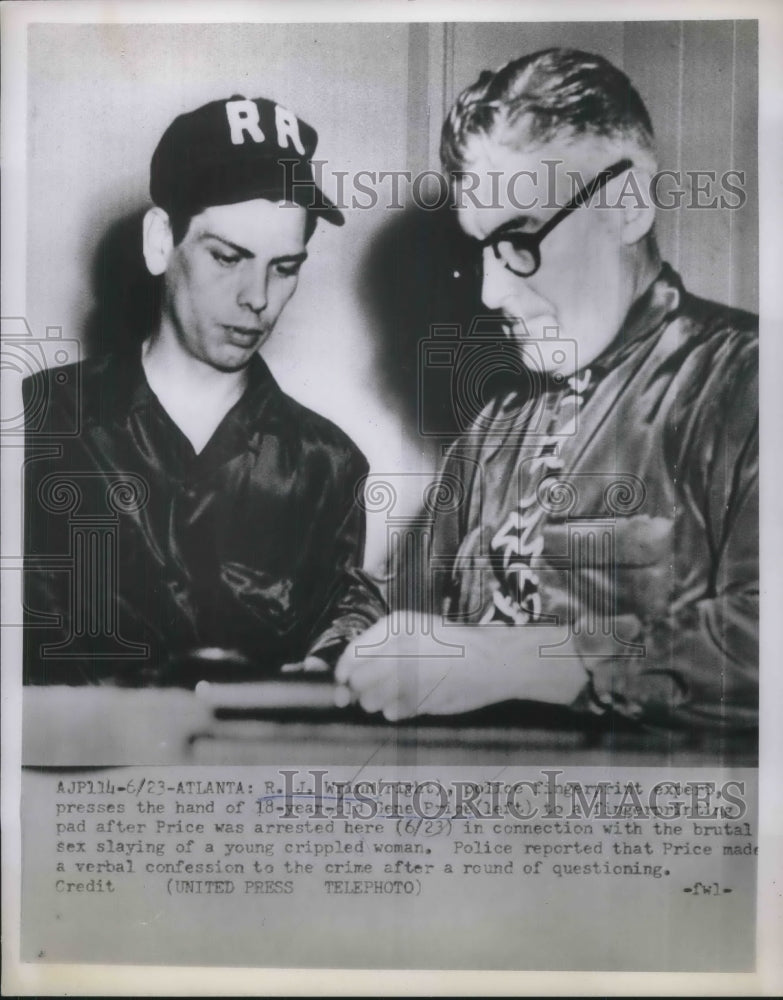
[337,49,758,735]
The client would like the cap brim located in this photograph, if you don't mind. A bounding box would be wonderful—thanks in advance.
[293,186,344,227]
[152,162,346,226]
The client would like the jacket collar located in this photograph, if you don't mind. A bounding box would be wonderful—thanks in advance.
[85,347,281,441]
[590,262,684,376]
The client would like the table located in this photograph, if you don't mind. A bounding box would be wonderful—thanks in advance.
[22,684,758,767]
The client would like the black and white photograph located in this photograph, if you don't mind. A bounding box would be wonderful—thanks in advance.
[2,0,781,994]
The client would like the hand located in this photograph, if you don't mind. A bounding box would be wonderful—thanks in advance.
[335,613,588,721]
[280,655,330,674]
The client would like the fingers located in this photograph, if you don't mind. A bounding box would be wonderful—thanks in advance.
[335,656,403,717]
[333,684,353,708]
[335,615,456,721]
[281,655,330,674]
[335,643,367,685]
[334,657,402,715]
[356,669,401,717]
[334,614,429,684]
[337,657,397,706]
[302,655,330,672]
[338,658,451,722]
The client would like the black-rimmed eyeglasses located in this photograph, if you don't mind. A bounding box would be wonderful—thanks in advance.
[477,158,633,278]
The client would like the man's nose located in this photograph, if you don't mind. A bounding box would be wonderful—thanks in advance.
[237,265,268,313]
[480,246,521,311]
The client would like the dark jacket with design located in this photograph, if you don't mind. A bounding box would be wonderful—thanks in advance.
[432,265,758,732]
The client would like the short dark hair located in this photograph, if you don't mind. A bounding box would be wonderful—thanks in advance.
[441,48,656,176]
[168,203,319,246]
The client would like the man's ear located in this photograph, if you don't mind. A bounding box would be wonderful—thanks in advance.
[615,167,657,246]
[142,207,174,276]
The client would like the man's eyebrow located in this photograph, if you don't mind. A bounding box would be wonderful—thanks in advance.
[198,232,308,263]
[272,251,308,264]
[199,231,254,258]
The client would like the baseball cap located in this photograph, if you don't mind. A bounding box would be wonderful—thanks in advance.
[150,95,344,226]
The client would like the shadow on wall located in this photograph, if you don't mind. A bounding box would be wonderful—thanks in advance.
[83,207,162,358]
[358,202,529,447]
[358,203,536,608]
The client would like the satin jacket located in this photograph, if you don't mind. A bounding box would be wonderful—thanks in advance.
[23,350,385,684]
[432,265,758,732]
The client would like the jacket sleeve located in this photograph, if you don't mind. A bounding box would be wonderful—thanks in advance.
[304,450,387,667]
[574,339,758,732]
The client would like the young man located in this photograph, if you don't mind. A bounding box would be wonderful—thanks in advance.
[337,50,758,733]
[24,95,384,685]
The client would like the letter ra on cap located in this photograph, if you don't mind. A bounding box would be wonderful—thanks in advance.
[274,105,305,155]
[226,99,265,145]
[225,98,305,155]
